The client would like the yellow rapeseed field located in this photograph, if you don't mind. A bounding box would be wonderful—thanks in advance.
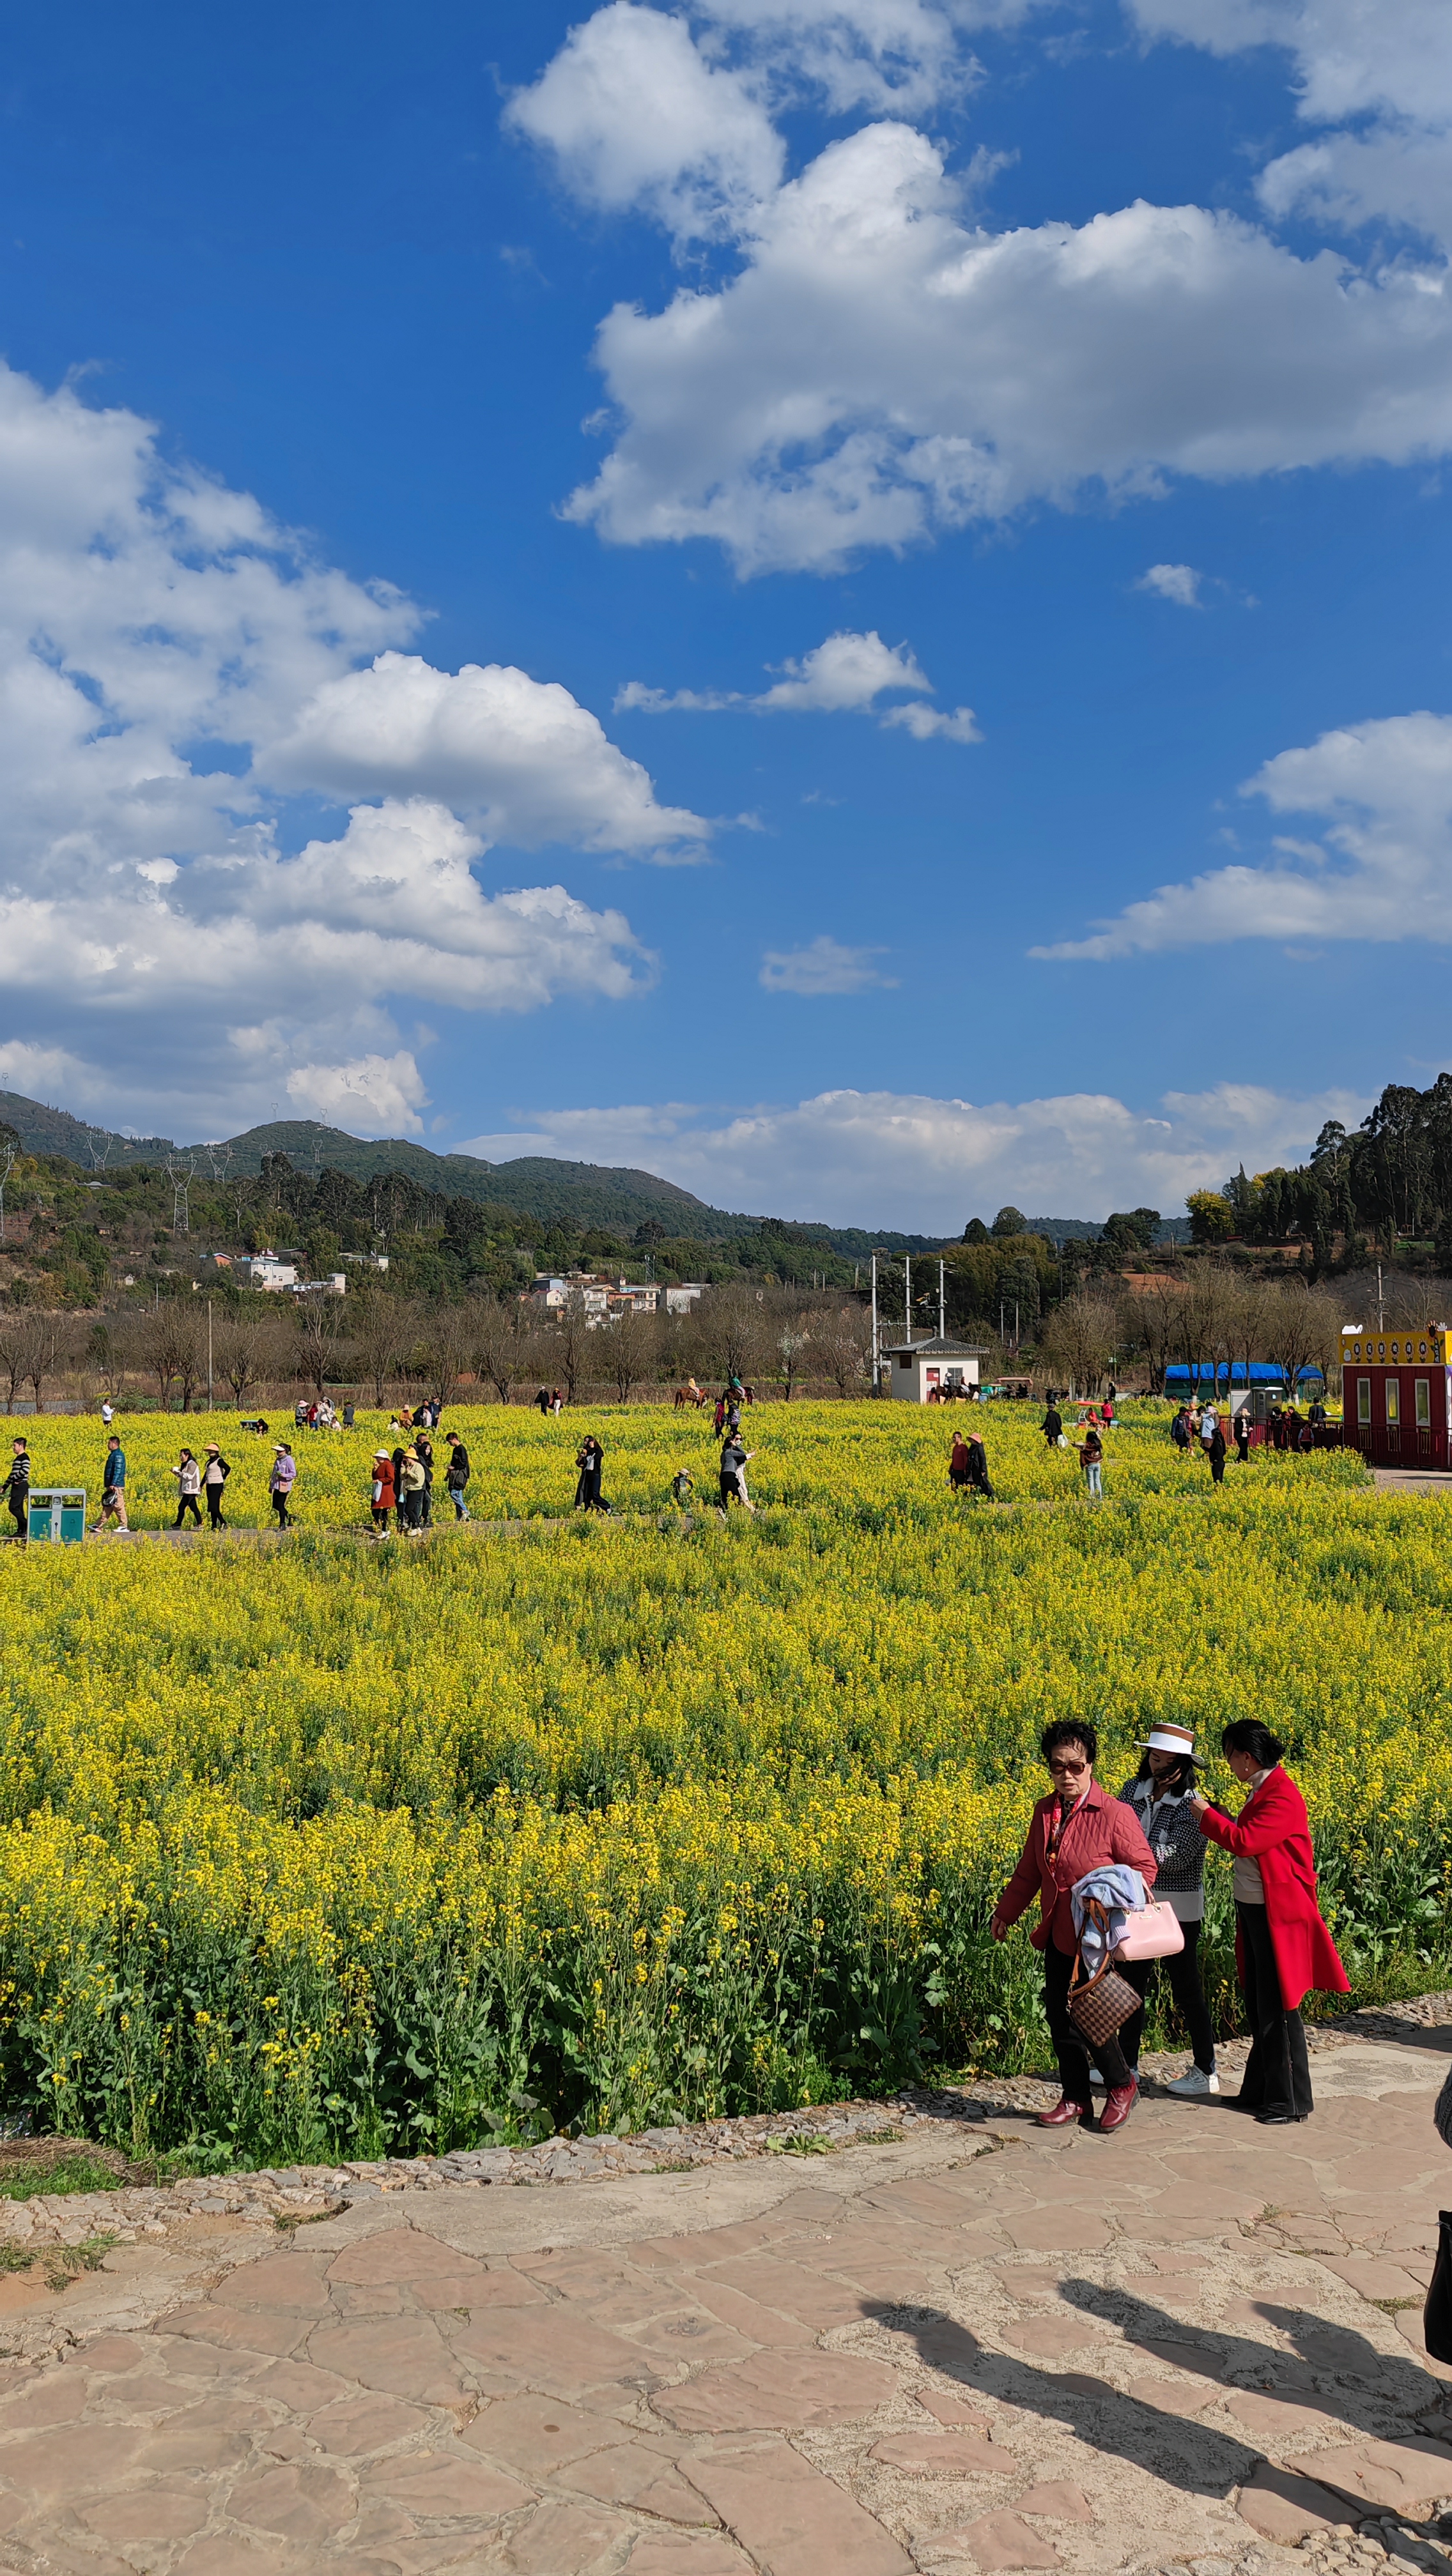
[0,1399,1444,2161]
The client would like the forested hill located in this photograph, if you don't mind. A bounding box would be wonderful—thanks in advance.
[0,1092,939,1254]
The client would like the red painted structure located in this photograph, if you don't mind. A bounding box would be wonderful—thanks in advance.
[1340,1322,1452,1469]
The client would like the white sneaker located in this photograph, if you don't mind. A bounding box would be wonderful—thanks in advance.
[1166,2067,1219,2096]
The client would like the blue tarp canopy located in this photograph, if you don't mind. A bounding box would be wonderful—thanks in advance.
[1164,1363,1324,1388]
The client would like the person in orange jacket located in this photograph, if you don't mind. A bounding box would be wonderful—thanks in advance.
[370,1448,396,1533]
[1192,1719,1348,2125]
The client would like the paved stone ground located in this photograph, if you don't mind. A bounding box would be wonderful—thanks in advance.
[3,2026,1452,2576]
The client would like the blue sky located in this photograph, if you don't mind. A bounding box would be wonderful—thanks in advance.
[0,0,1448,1227]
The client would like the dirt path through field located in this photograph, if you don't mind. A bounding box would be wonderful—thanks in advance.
[3,2026,1451,2575]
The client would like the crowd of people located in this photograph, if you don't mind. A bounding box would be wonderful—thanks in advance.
[992,1714,1347,2134]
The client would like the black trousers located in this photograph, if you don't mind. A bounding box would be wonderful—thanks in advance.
[1120,1919,1217,2073]
[174,1495,201,1526]
[1043,1942,1132,2100]
[1236,1899,1313,2117]
[205,1489,225,1526]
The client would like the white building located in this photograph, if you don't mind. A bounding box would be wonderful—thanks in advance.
[881,1335,989,1402]
[660,1284,705,1315]
[236,1254,298,1292]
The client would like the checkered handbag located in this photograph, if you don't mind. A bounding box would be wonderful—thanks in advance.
[1067,1899,1140,2047]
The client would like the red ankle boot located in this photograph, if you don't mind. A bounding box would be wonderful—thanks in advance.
[1036,2097,1090,2128]
[1100,2080,1138,2134]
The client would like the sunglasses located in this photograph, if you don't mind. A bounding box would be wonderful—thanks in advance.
[1046,1755,1088,1775]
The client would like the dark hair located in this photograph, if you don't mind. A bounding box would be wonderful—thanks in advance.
[1041,1718,1097,1767]
[1222,1719,1285,1768]
[1135,1749,1195,1792]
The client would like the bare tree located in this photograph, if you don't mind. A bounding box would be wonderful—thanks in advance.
[817,1305,872,1397]
[700,1285,768,1387]
[1123,1274,1186,1398]
[22,1311,75,1414]
[129,1305,201,1412]
[1177,1261,1239,1405]
[1038,1292,1118,1396]
[0,1314,27,1411]
[1262,1279,1325,1402]
[215,1312,281,1408]
[421,1300,479,1413]
[350,1291,415,1408]
[608,1307,658,1403]
[539,1309,592,1405]
[474,1300,535,1405]
[293,1292,347,1399]
[773,1300,812,1400]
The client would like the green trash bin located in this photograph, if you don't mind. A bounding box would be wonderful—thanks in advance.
[26,1489,86,1544]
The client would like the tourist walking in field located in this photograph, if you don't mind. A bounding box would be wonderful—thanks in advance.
[1074,1425,1104,1498]
[948,1432,972,1494]
[3,1438,31,1540]
[965,1429,993,1499]
[370,1448,395,1532]
[719,1433,754,1512]
[90,1434,128,1532]
[991,1719,1157,2135]
[1171,1407,1191,1453]
[1203,1411,1226,1484]
[1042,1399,1064,1448]
[444,1430,471,1520]
[415,1427,435,1528]
[575,1435,606,1512]
[398,1446,426,1530]
[1191,1720,1348,2124]
[171,1448,203,1528]
[270,1442,297,1529]
[100,1397,114,1429]
[670,1466,693,1508]
[201,1445,230,1529]
[1116,1724,1219,2095]
[1233,1406,1251,1462]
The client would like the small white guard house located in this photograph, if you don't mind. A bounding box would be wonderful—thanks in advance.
[881,1335,989,1402]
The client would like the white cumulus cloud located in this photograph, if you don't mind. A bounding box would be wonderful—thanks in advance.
[1129,0,1452,251]
[286,1052,431,1137]
[454,1078,1364,1230]
[262,651,708,857]
[1138,562,1202,606]
[0,360,674,1137]
[563,119,1452,574]
[1033,708,1452,958]
[759,934,895,992]
[617,625,979,738]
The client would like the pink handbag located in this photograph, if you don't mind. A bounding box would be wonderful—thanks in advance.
[1113,1901,1184,1961]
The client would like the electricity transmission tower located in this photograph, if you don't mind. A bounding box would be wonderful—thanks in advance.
[166,1153,196,1236]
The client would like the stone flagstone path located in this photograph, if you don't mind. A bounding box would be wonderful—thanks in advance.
[3,2027,1452,2576]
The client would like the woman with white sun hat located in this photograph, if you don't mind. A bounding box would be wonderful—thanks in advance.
[1116,1724,1220,2097]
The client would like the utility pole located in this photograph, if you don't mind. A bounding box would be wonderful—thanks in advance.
[870,1252,880,1395]
[207,1298,213,1410]
[904,1254,911,1342]
[938,1257,945,1339]
[1377,1262,1385,1331]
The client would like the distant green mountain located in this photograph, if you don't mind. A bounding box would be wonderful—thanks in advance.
[0,1092,943,1248]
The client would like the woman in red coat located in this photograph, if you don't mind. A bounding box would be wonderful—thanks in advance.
[1192,1719,1348,2125]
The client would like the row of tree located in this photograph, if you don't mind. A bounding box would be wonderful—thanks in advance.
[1039,1263,1435,1398]
[1186,1075,1452,1266]
[1,1286,879,1413]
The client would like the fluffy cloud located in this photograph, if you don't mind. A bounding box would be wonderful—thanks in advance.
[508,0,1039,231]
[0,360,674,1135]
[1138,562,1202,606]
[1129,0,1452,250]
[263,652,708,856]
[456,1077,1364,1229]
[758,934,895,992]
[285,1052,431,1137]
[617,626,978,736]
[506,3,783,245]
[564,119,1452,573]
[1034,709,1452,957]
